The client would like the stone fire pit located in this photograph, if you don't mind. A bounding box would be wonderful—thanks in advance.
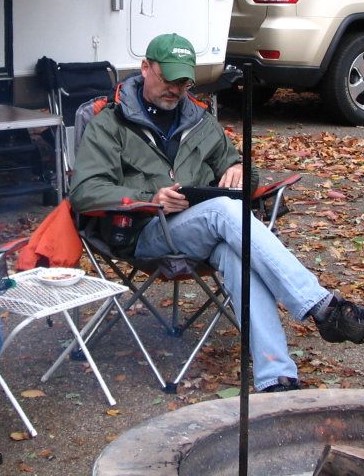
[93,389,364,475]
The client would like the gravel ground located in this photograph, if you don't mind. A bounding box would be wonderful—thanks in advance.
[0,89,363,476]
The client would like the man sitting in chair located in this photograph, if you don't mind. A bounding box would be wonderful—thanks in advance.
[69,33,364,392]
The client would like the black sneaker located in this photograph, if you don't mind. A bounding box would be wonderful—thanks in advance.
[261,377,300,393]
[315,298,364,344]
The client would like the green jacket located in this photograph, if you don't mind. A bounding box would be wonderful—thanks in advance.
[69,75,259,213]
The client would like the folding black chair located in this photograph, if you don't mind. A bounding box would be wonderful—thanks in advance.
[36,57,118,195]
[0,177,301,398]
[36,57,118,125]
[54,61,118,127]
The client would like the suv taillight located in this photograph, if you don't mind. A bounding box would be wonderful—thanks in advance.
[253,0,298,3]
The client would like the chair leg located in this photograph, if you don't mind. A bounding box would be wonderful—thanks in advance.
[84,239,176,334]
[79,239,169,388]
[190,271,236,324]
[172,280,180,329]
[79,240,237,393]
[169,295,232,390]
[266,186,287,231]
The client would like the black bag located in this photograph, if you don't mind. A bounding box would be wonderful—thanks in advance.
[35,56,59,91]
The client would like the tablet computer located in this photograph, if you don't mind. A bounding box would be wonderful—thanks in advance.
[178,186,243,206]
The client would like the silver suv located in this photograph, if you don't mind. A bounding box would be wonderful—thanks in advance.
[226,0,364,125]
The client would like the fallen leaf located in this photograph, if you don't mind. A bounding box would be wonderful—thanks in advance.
[152,396,163,405]
[18,462,34,473]
[38,448,54,459]
[183,292,197,299]
[216,387,240,399]
[160,298,173,307]
[327,190,346,200]
[21,389,46,398]
[10,431,30,441]
[114,373,126,382]
[115,350,134,357]
[167,401,179,411]
[106,408,121,416]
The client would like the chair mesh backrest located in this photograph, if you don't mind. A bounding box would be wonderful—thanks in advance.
[58,62,116,127]
[57,62,114,93]
[35,57,117,126]
[73,80,123,154]
[74,95,109,154]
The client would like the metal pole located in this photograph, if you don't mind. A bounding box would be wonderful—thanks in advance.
[239,63,253,476]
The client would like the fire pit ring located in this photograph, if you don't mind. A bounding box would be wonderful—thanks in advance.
[93,389,364,475]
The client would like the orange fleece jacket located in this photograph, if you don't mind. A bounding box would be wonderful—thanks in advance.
[17,199,83,270]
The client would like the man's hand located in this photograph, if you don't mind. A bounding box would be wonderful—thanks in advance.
[218,163,243,188]
[152,183,189,214]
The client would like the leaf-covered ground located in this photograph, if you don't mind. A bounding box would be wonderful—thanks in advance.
[224,125,364,391]
[0,97,363,475]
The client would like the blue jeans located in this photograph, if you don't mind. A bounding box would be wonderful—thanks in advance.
[135,197,329,391]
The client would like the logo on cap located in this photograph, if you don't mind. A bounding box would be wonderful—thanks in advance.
[172,47,193,58]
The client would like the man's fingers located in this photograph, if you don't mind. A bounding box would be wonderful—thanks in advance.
[219,164,243,187]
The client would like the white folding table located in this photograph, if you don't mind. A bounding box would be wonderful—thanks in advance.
[0,268,128,437]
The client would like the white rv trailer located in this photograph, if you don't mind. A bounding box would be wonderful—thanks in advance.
[1,0,234,107]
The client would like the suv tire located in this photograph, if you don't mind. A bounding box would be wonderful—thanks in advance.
[322,33,364,126]
[252,85,277,107]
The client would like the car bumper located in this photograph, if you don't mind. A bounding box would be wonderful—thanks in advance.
[225,55,323,88]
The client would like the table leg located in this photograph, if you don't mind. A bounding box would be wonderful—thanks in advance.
[41,298,112,381]
[0,315,37,355]
[42,302,116,406]
[0,374,37,437]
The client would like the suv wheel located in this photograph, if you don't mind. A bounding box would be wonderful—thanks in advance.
[322,33,364,125]
[252,85,277,107]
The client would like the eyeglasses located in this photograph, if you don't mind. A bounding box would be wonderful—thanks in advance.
[148,62,194,90]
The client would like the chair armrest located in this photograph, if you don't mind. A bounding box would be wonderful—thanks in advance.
[80,200,179,255]
[252,174,301,231]
[252,174,301,200]
[82,201,163,218]
[0,237,29,255]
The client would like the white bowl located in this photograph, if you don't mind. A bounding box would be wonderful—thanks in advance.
[37,268,85,287]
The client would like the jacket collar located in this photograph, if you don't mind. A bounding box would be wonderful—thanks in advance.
[118,74,205,136]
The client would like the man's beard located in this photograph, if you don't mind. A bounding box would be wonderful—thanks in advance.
[154,95,180,111]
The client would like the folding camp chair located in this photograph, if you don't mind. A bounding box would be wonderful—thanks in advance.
[69,199,236,393]
[68,166,300,393]
[53,69,302,393]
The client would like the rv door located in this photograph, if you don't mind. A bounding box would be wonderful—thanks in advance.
[130,0,209,57]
